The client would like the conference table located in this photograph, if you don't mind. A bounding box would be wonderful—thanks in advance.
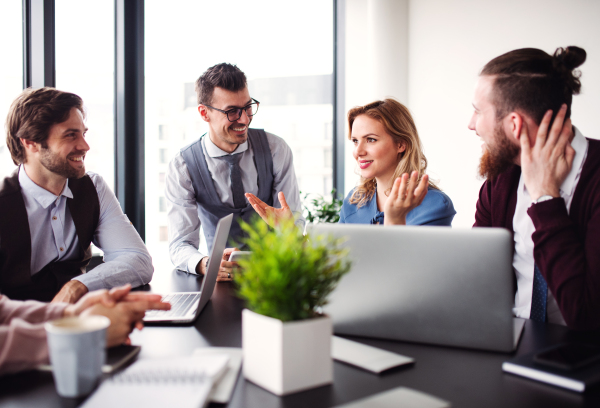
[1,269,600,408]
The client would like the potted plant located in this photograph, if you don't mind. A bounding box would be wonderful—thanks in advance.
[302,189,344,224]
[236,216,350,396]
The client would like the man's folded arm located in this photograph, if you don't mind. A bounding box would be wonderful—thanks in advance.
[73,173,153,291]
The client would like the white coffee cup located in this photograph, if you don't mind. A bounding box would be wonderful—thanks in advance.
[45,315,110,397]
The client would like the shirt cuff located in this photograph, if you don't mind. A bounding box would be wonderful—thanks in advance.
[45,302,70,320]
[186,253,205,275]
[72,273,102,292]
[293,212,306,231]
[527,197,569,230]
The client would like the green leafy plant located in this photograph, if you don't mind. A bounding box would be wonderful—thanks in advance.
[236,216,351,322]
[302,189,343,224]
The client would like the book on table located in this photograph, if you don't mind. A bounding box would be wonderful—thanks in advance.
[81,354,229,408]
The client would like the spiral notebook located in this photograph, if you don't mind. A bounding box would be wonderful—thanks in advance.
[82,354,229,408]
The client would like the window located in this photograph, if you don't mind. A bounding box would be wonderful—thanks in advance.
[158,124,169,141]
[145,0,334,271]
[0,0,23,178]
[159,196,167,213]
[325,147,333,169]
[159,148,168,164]
[158,226,168,242]
[55,0,115,191]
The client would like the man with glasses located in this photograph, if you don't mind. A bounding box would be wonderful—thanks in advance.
[166,63,304,281]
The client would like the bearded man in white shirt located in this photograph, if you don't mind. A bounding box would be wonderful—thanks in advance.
[468,46,600,330]
[1,87,153,303]
[166,63,304,281]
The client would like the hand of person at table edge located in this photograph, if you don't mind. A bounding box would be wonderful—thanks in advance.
[63,284,171,346]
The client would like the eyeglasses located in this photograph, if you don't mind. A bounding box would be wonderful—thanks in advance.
[204,98,260,122]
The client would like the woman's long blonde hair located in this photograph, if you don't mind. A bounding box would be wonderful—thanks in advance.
[348,98,438,208]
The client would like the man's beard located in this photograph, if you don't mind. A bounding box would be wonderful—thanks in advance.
[478,123,520,180]
[39,147,86,179]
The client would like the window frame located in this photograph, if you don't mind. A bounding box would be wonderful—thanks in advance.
[22,0,345,241]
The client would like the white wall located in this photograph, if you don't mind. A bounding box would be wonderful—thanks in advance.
[345,0,409,196]
[345,0,600,227]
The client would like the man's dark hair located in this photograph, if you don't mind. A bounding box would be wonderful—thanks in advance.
[481,46,586,124]
[5,87,84,165]
[195,63,247,106]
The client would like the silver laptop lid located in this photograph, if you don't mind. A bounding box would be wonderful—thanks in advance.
[196,213,233,313]
[310,224,515,352]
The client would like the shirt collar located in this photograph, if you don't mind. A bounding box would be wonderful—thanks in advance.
[203,132,249,158]
[560,126,588,198]
[18,165,73,208]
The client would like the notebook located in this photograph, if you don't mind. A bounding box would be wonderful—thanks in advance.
[193,347,243,403]
[81,354,229,408]
[144,214,233,323]
[310,224,523,352]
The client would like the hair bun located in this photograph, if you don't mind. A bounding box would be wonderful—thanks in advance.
[553,46,586,94]
[553,46,586,70]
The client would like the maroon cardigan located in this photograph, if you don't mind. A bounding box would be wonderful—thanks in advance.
[474,138,600,331]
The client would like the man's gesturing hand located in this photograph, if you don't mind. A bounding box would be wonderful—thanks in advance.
[245,191,293,227]
[520,104,575,201]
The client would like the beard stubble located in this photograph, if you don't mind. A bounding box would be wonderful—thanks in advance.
[478,123,520,180]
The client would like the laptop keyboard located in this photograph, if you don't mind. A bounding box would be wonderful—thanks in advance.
[145,292,201,318]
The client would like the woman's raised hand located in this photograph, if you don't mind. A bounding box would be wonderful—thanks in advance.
[383,171,429,225]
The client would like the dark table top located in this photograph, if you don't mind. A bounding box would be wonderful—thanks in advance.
[1,269,600,408]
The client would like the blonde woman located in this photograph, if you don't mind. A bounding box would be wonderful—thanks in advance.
[246,99,455,227]
[340,99,455,226]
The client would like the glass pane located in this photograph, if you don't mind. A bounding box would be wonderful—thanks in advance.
[0,0,23,178]
[145,0,334,271]
[55,0,115,193]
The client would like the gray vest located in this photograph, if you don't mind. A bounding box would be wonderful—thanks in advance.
[181,129,274,252]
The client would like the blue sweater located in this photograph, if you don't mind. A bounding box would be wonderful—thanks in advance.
[339,187,456,225]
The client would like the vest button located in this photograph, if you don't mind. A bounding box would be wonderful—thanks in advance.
[59,247,64,251]
[52,216,57,220]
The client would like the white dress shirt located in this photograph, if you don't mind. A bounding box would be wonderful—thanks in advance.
[166,131,305,274]
[512,127,588,325]
[17,166,153,291]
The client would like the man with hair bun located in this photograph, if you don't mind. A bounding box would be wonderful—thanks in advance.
[468,46,600,330]
[166,63,304,282]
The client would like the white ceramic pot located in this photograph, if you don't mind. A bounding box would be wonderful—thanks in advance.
[242,309,333,396]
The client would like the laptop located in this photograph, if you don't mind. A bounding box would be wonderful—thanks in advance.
[310,224,525,353]
[144,214,233,323]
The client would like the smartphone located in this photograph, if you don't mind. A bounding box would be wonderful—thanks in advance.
[229,251,251,263]
[533,343,600,371]
[38,345,141,374]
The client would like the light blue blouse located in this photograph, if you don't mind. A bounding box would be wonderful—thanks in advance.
[338,187,456,226]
